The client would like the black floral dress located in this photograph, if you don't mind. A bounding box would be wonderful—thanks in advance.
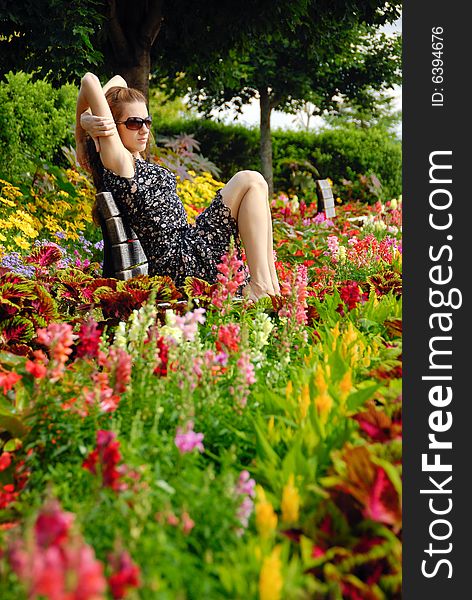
[102,157,249,287]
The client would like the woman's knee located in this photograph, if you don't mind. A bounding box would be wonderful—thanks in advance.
[237,170,268,194]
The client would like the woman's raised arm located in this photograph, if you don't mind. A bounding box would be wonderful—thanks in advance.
[75,73,133,177]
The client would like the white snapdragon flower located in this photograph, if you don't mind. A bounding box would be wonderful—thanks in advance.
[113,321,128,350]
[250,313,275,367]
[159,309,183,344]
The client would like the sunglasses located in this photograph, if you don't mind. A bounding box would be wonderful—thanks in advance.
[115,116,153,130]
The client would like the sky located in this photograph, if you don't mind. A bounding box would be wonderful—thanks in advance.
[211,15,402,136]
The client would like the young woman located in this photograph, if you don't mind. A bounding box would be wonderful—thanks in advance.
[75,73,280,301]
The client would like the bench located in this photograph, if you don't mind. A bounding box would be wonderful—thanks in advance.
[96,191,149,280]
[316,179,336,218]
[96,179,335,279]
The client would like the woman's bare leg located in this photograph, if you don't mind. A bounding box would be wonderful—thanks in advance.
[220,170,279,299]
[265,199,280,295]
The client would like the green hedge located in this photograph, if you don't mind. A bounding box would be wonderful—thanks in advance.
[0,72,77,182]
[153,117,402,199]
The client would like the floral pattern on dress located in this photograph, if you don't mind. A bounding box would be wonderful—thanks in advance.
[102,157,249,288]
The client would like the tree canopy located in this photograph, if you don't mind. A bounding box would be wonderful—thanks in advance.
[0,0,401,191]
[160,7,401,191]
[0,0,319,96]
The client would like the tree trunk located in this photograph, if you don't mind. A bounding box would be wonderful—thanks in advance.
[105,0,164,103]
[120,51,151,101]
[259,87,274,196]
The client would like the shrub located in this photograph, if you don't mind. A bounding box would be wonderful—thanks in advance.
[0,72,76,183]
[153,118,401,201]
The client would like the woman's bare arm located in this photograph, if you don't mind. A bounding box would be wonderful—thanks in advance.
[103,74,128,93]
[75,73,133,177]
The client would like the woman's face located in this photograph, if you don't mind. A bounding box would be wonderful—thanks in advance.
[116,101,151,155]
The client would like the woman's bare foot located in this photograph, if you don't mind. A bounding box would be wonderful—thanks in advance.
[243,281,273,303]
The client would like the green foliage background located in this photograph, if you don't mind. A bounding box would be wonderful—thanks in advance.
[154,118,402,200]
[0,72,76,181]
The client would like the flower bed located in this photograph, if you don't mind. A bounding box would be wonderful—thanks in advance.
[0,171,402,599]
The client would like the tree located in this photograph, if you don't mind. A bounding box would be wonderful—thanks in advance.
[162,5,401,193]
[0,0,314,99]
[321,90,402,136]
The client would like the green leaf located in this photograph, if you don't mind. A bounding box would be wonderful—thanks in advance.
[156,479,176,495]
[347,383,380,412]
[0,414,29,438]
[252,417,279,466]
[3,438,22,452]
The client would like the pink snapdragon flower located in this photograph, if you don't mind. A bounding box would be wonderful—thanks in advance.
[212,243,247,309]
[229,352,256,409]
[175,421,205,454]
[174,307,206,341]
[8,499,107,600]
[236,470,256,498]
[0,369,22,394]
[98,347,132,394]
[36,322,78,382]
[326,235,340,261]
[235,470,256,533]
[278,264,308,325]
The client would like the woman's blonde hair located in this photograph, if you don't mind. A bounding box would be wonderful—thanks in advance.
[88,86,150,226]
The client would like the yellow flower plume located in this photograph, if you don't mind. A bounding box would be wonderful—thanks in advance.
[259,545,283,600]
[281,474,300,524]
[255,486,278,539]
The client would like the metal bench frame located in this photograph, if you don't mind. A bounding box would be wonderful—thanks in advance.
[96,179,335,279]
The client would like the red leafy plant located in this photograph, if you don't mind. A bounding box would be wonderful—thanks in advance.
[0,272,60,356]
[282,439,402,599]
[353,401,402,443]
[325,445,402,531]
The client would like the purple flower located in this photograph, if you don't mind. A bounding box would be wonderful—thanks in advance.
[236,496,254,529]
[234,470,256,534]
[174,421,205,454]
[236,470,256,497]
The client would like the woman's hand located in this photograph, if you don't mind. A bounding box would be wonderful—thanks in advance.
[80,112,116,151]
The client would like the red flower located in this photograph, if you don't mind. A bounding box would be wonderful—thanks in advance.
[25,358,48,379]
[8,499,107,600]
[0,452,12,471]
[76,318,103,358]
[108,551,140,599]
[215,323,240,353]
[0,369,22,394]
[153,335,169,377]
[338,280,368,312]
[83,430,123,491]
[34,499,74,549]
[0,484,18,509]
